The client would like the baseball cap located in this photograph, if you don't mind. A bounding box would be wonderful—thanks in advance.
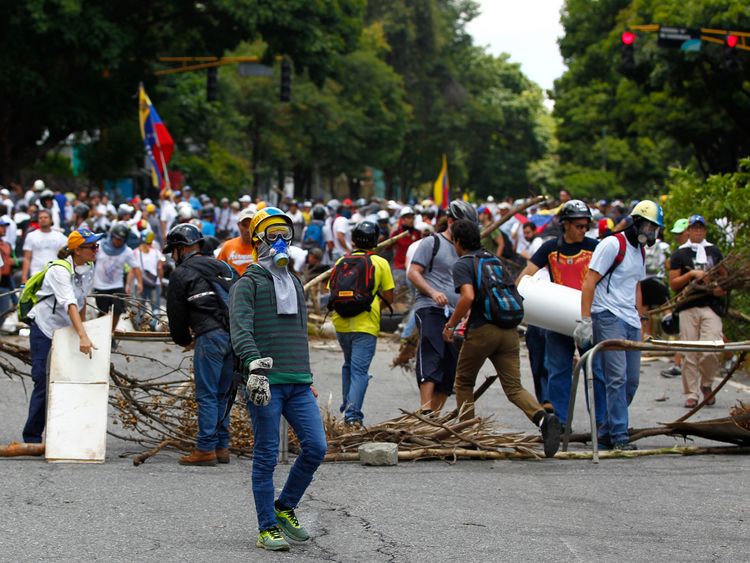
[239,194,252,203]
[670,218,689,234]
[67,227,104,250]
[688,214,706,226]
[342,198,353,207]
[498,202,511,211]
[0,218,10,227]
[237,207,255,224]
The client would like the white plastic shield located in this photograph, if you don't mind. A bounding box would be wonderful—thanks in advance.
[45,314,112,463]
[517,275,582,337]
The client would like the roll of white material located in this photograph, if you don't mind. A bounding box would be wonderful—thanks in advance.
[517,275,582,336]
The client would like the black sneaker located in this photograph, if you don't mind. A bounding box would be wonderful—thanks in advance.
[613,441,637,451]
[598,435,613,450]
[660,366,681,378]
[540,413,561,458]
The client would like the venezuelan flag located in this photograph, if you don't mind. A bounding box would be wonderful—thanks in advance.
[138,84,174,190]
[433,154,449,209]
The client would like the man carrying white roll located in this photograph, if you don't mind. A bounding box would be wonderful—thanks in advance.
[516,200,606,428]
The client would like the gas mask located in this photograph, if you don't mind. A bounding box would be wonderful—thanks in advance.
[635,219,659,247]
[269,238,290,268]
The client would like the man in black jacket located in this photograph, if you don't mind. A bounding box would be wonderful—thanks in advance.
[165,223,236,466]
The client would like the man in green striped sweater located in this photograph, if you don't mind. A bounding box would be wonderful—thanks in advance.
[229,207,327,552]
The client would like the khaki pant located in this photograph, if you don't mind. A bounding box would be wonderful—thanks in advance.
[678,306,723,401]
[454,323,543,422]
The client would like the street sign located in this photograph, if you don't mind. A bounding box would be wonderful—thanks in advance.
[658,26,700,48]
[238,62,274,77]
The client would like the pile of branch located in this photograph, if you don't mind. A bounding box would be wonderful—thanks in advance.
[323,408,543,462]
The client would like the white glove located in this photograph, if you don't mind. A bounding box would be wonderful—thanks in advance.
[573,317,593,350]
[246,357,273,406]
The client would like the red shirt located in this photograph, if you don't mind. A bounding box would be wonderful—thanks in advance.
[391,225,421,270]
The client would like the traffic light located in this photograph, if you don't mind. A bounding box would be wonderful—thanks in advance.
[280,59,291,103]
[206,67,218,102]
[621,31,636,70]
[724,34,738,69]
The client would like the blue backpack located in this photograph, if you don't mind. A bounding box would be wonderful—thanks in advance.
[467,251,524,329]
[303,220,324,250]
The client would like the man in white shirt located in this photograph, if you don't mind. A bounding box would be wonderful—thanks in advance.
[21,209,67,283]
[330,204,353,261]
[160,193,177,239]
[1,203,18,249]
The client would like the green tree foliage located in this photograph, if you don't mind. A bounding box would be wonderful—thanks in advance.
[553,0,750,199]
[0,0,365,183]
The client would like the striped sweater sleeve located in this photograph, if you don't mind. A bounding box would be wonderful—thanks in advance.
[229,276,259,369]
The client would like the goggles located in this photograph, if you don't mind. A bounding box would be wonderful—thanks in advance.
[260,224,293,243]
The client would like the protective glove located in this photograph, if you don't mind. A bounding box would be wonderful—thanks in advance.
[573,317,593,350]
[246,357,274,407]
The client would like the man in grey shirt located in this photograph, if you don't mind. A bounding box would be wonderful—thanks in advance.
[407,200,478,413]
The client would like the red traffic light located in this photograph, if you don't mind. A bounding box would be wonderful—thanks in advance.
[621,31,636,46]
[726,34,738,48]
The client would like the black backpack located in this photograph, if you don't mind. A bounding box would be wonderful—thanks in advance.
[468,250,524,329]
[184,256,238,330]
[327,251,376,318]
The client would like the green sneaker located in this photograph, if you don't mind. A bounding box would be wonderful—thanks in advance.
[275,506,310,542]
[256,527,290,551]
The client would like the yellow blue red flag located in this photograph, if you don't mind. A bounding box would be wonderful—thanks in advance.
[433,154,449,209]
[138,84,174,190]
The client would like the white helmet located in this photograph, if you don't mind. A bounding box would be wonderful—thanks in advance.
[33,179,45,191]
[399,206,415,218]
[377,210,390,221]
[178,205,194,220]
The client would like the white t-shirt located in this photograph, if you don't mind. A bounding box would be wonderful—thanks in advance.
[405,238,423,273]
[589,235,646,329]
[94,247,139,290]
[331,216,351,257]
[133,247,163,286]
[2,214,18,248]
[287,245,307,273]
[23,229,68,276]
[160,200,177,227]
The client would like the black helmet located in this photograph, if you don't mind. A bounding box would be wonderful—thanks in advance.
[352,221,379,249]
[312,205,326,221]
[559,200,592,221]
[447,200,478,224]
[74,203,90,219]
[110,223,130,242]
[163,223,204,252]
[660,313,680,336]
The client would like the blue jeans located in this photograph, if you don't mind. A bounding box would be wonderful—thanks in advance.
[134,285,161,330]
[23,323,52,443]
[193,328,234,451]
[336,332,377,423]
[544,330,606,426]
[246,384,327,531]
[525,325,548,404]
[592,310,641,444]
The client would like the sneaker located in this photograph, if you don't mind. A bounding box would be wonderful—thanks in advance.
[275,507,310,542]
[540,413,561,458]
[612,441,637,452]
[256,527,290,551]
[660,366,681,378]
[597,435,613,450]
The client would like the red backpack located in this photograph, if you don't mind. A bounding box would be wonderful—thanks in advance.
[598,232,645,292]
[327,251,376,318]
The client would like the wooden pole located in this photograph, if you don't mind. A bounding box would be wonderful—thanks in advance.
[479,195,549,238]
[302,229,412,292]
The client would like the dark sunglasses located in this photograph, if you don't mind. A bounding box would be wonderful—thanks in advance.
[572,223,589,231]
[80,243,99,250]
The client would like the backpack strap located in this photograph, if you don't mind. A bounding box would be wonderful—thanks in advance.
[598,232,628,293]
[427,233,441,272]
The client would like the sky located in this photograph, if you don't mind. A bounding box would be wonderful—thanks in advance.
[466,0,567,94]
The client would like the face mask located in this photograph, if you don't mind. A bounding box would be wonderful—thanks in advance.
[636,221,658,246]
[269,238,290,268]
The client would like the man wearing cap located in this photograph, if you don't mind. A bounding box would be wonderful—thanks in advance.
[21,209,67,283]
[217,207,257,275]
[669,215,726,408]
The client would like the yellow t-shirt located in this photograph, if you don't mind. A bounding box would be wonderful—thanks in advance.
[330,253,395,336]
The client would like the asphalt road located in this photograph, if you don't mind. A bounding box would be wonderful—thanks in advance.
[1,333,748,562]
